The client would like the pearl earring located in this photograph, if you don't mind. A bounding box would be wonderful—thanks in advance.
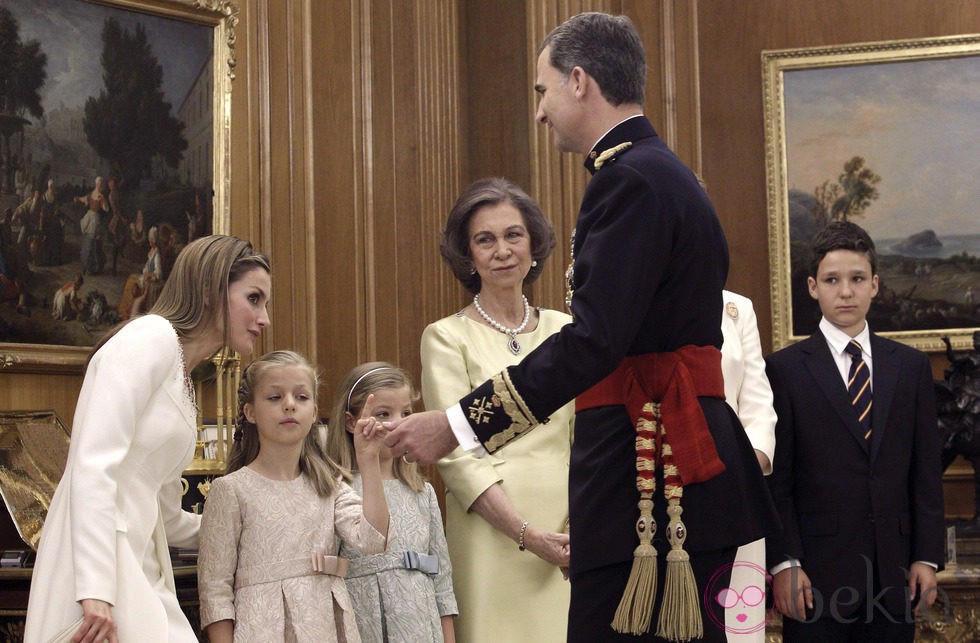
[531,260,538,267]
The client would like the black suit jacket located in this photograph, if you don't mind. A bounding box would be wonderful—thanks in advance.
[765,331,944,617]
[459,117,778,574]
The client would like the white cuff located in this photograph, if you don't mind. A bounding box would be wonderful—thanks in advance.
[447,403,486,457]
[769,558,801,575]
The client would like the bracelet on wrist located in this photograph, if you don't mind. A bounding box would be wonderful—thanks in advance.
[518,520,529,551]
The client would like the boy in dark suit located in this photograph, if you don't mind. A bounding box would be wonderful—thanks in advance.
[765,221,944,641]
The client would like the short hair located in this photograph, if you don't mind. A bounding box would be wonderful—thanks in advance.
[441,177,556,295]
[229,350,345,497]
[326,361,425,492]
[538,12,646,106]
[809,221,878,277]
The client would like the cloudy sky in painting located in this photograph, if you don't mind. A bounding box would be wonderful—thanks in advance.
[6,0,210,115]
[783,54,979,239]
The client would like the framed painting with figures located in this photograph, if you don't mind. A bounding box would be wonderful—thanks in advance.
[762,33,980,352]
[0,0,237,373]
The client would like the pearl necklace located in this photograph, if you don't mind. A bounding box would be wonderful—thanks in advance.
[473,294,531,355]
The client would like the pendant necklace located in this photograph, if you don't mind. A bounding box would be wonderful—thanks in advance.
[473,293,531,355]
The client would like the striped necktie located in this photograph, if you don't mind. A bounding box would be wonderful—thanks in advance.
[844,340,872,441]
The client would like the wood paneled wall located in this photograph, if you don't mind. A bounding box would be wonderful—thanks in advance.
[697,0,980,356]
[1,0,974,515]
[226,0,466,408]
[694,0,980,517]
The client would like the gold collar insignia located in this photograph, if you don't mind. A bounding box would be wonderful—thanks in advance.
[593,141,633,170]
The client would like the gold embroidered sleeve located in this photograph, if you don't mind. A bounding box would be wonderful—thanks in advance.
[462,370,539,453]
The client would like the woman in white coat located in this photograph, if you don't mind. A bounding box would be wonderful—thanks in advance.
[24,235,272,643]
[720,290,777,642]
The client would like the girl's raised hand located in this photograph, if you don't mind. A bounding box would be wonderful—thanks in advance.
[353,394,387,459]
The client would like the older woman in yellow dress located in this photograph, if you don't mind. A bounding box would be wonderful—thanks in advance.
[421,177,573,642]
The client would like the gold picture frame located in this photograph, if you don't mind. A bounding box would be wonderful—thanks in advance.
[0,410,71,550]
[762,34,980,351]
[0,0,237,373]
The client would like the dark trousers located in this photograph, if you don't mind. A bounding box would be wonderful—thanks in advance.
[568,547,737,643]
[781,613,914,642]
[781,556,915,643]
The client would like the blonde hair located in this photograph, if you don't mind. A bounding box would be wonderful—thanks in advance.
[228,350,345,497]
[326,361,425,492]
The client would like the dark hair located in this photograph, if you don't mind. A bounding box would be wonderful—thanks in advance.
[538,12,646,107]
[229,350,345,497]
[808,221,878,277]
[440,177,556,295]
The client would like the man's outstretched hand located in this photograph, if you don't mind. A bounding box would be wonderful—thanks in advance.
[383,410,459,464]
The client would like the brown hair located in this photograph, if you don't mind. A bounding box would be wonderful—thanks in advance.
[808,221,878,277]
[90,234,270,362]
[440,177,556,295]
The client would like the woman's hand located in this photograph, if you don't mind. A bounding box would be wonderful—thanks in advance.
[76,598,118,642]
[468,484,570,577]
[522,525,570,571]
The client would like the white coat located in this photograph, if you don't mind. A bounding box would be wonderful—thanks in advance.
[720,291,778,643]
[24,314,201,642]
[721,290,776,470]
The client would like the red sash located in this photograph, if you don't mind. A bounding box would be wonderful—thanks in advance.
[576,345,726,484]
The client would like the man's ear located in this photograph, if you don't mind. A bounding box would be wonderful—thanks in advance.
[569,66,589,98]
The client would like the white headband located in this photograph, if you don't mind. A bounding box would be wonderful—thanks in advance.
[346,367,391,413]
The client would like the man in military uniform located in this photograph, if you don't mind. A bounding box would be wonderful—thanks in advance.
[386,12,777,642]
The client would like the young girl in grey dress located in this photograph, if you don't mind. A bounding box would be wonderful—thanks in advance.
[198,351,391,642]
[326,362,458,643]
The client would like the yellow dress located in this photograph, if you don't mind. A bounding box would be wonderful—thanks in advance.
[421,308,573,642]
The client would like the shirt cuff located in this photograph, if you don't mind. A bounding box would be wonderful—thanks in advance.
[447,403,486,457]
[769,558,801,575]
[915,560,938,570]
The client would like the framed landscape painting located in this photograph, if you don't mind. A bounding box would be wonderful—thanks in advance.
[0,0,237,373]
[762,34,980,352]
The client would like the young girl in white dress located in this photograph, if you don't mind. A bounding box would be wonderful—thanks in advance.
[325,362,458,643]
[198,350,391,642]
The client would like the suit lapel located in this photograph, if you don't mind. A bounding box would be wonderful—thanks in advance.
[868,333,898,464]
[802,333,870,454]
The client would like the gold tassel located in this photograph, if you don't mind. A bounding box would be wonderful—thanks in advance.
[612,403,660,634]
[656,498,703,641]
[611,498,658,634]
